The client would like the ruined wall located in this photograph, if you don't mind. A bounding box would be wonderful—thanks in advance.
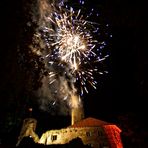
[39,126,110,148]
[16,118,39,146]
[16,118,123,148]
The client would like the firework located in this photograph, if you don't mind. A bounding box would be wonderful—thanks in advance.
[34,0,110,98]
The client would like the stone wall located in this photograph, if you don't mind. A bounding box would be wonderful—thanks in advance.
[39,126,110,148]
[16,118,123,148]
[16,118,39,146]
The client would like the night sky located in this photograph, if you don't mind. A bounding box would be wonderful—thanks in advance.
[0,0,147,147]
[84,0,147,115]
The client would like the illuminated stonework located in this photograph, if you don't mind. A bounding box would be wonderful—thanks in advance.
[16,117,123,148]
[16,118,39,146]
[38,117,123,148]
[39,126,109,147]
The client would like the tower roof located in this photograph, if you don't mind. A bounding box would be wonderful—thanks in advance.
[70,117,112,128]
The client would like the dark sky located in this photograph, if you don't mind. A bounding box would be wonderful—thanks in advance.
[0,0,147,127]
[84,0,147,117]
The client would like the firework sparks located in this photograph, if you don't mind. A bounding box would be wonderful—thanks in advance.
[35,1,109,96]
[31,0,111,113]
[51,7,100,72]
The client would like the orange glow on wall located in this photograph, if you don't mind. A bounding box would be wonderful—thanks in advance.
[104,125,123,148]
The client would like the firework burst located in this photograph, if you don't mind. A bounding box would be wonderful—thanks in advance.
[34,0,110,98]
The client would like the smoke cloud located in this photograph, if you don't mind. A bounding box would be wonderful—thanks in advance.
[29,0,83,115]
